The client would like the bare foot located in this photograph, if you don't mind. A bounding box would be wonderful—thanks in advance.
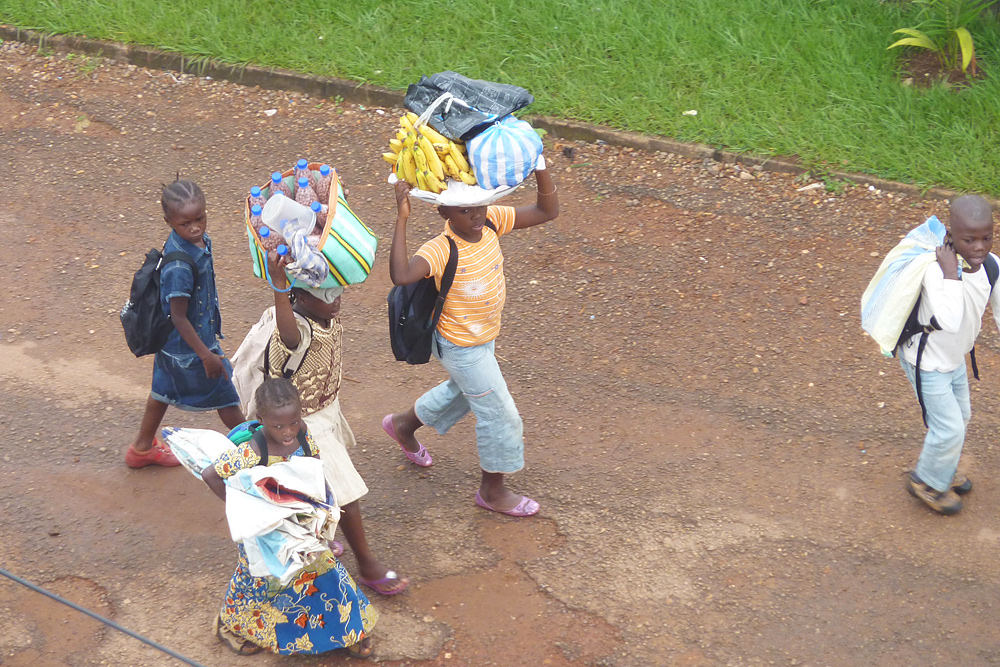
[345,635,373,658]
[391,413,422,454]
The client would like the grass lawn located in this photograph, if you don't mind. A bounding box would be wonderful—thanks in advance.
[2,0,999,194]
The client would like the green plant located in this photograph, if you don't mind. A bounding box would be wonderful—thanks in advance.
[888,0,998,74]
[822,175,850,194]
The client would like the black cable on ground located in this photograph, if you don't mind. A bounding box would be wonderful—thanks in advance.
[0,566,213,667]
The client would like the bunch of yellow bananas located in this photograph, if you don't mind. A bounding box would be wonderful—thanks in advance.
[381,112,477,193]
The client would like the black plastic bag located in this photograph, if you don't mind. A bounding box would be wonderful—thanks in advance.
[404,71,534,141]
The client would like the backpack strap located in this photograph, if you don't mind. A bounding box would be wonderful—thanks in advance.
[984,253,999,291]
[251,427,269,464]
[968,254,998,383]
[251,425,313,466]
[263,316,313,380]
[433,237,460,358]
[159,251,199,280]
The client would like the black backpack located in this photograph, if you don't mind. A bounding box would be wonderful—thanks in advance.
[895,254,999,425]
[120,247,198,357]
[388,221,496,364]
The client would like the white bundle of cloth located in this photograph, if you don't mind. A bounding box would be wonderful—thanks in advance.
[861,216,946,355]
[162,426,340,585]
[225,456,340,586]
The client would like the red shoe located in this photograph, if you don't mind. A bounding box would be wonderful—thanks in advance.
[125,437,181,468]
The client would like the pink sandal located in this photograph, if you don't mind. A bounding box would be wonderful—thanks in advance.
[474,490,540,517]
[359,569,410,596]
[381,414,433,467]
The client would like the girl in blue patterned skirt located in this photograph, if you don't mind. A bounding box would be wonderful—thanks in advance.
[202,378,377,657]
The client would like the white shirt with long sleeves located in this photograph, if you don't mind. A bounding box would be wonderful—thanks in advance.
[900,253,1000,372]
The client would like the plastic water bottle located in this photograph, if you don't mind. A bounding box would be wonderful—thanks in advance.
[295,176,317,208]
[257,223,287,253]
[315,164,333,203]
[269,172,293,199]
[295,159,316,190]
[277,244,289,257]
[249,204,264,231]
[249,186,266,210]
[310,201,329,228]
[308,201,329,242]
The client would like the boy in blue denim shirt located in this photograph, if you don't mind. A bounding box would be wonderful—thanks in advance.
[898,195,999,514]
[125,178,244,467]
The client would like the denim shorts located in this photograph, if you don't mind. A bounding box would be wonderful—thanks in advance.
[151,342,241,412]
[414,332,524,474]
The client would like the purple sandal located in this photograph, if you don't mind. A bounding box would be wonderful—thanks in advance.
[474,490,540,517]
[382,414,433,467]
[359,569,410,596]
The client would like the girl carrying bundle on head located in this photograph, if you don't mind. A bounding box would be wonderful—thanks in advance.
[229,250,410,596]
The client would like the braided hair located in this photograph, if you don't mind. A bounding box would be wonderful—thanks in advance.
[254,378,301,418]
[161,174,205,216]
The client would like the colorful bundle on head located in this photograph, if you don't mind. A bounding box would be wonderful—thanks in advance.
[382,111,477,193]
[243,162,378,288]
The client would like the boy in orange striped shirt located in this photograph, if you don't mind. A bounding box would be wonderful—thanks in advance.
[384,158,559,516]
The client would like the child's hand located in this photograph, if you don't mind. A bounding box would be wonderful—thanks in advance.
[937,234,960,279]
[266,250,292,289]
[201,351,228,379]
[394,180,412,219]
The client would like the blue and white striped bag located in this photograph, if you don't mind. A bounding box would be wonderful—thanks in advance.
[467,115,544,189]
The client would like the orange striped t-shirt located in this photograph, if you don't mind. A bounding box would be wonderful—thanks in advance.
[415,205,516,346]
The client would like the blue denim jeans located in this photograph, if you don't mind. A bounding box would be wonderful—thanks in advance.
[899,358,971,492]
[414,332,524,474]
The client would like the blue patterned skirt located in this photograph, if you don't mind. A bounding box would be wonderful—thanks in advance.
[151,344,240,411]
[219,544,377,654]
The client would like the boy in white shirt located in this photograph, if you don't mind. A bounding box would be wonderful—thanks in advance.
[898,195,999,515]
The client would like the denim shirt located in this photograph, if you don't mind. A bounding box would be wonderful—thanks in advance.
[159,230,223,354]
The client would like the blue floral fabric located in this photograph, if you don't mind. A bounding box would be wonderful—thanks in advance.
[216,444,377,653]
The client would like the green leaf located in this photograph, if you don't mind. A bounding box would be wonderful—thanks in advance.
[954,27,975,72]
[892,28,930,38]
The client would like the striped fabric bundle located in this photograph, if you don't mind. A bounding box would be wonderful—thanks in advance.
[246,164,378,287]
[467,115,543,189]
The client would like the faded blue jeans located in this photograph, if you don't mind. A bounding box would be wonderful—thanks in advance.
[415,332,524,474]
[899,358,971,492]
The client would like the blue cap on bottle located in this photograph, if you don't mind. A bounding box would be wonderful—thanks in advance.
[259,226,270,238]
[250,186,261,197]
[271,172,283,184]
[251,204,262,216]
[319,164,331,176]
[296,159,309,170]
[311,201,322,212]
[277,244,289,256]
[298,177,310,188]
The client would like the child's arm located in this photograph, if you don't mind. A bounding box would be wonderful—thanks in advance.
[265,250,302,349]
[170,297,227,378]
[389,180,433,285]
[512,156,559,230]
[922,237,965,333]
[201,464,227,501]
